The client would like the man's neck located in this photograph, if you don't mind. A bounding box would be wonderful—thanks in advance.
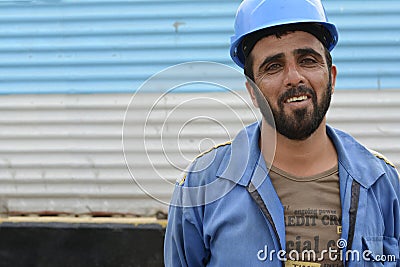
[260,118,338,177]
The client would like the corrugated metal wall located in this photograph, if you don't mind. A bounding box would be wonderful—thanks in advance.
[0,1,399,215]
[0,0,399,93]
[0,91,399,215]
[328,1,400,89]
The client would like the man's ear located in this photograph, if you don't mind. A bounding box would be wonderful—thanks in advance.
[245,80,259,108]
[330,64,337,94]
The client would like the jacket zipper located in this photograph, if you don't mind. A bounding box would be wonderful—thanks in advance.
[345,180,360,267]
[247,182,284,266]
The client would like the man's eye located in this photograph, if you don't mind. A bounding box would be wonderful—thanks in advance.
[301,58,317,64]
[266,63,282,71]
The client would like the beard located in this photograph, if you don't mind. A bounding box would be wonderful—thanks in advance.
[253,77,332,141]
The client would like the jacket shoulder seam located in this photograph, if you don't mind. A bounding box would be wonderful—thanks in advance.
[194,140,232,160]
[177,141,232,186]
[368,148,396,168]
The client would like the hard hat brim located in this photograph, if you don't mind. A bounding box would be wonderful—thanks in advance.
[230,21,338,69]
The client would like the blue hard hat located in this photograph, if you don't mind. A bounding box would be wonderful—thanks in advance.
[230,0,338,69]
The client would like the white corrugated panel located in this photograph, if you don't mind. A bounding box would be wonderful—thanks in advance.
[0,90,399,215]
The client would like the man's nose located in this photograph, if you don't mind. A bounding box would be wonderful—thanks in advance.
[284,63,305,88]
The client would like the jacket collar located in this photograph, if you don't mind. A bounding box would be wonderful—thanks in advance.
[326,125,384,188]
[216,122,262,186]
[217,122,384,189]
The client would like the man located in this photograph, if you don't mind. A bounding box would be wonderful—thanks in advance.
[164,0,400,266]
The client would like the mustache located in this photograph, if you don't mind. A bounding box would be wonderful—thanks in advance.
[278,86,316,104]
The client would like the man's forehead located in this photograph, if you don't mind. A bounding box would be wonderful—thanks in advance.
[252,31,325,58]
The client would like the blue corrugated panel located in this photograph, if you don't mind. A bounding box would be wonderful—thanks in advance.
[0,0,399,94]
[325,1,400,90]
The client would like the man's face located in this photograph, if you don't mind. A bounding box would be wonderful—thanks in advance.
[246,31,337,140]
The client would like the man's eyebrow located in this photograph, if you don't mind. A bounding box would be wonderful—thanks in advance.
[257,53,284,74]
[294,48,323,59]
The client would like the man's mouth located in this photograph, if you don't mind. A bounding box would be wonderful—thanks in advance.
[285,94,310,103]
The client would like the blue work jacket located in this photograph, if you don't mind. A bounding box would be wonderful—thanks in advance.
[164,122,400,266]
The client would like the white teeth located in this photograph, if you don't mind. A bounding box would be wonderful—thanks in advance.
[286,95,308,103]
